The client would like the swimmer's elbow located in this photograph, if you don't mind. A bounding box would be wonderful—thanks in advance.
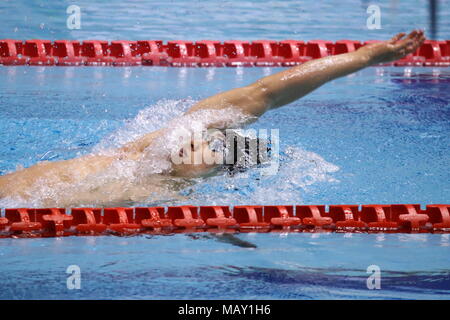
[247,80,275,114]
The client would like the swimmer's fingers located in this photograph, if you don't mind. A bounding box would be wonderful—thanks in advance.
[405,32,425,55]
[394,31,417,49]
[393,30,426,57]
[364,30,425,64]
[403,29,425,48]
[389,32,406,44]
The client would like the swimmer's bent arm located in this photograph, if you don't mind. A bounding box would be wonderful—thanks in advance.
[186,30,425,121]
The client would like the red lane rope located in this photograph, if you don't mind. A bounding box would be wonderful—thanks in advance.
[1,204,449,238]
[0,39,449,67]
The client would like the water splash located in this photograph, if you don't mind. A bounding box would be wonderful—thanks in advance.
[93,98,195,152]
[0,99,339,208]
[164,146,340,206]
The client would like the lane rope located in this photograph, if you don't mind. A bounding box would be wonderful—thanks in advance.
[0,39,449,67]
[1,204,449,238]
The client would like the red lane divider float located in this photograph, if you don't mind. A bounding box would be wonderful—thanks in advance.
[0,204,449,238]
[199,206,237,230]
[1,39,449,67]
[71,208,106,234]
[167,206,205,231]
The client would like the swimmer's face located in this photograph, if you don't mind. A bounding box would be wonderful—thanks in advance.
[170,132,225,178]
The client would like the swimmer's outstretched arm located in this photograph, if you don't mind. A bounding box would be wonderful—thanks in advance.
[120,31,425,153]
[187,30,425,121]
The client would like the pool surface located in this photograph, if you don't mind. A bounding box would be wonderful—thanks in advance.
[1,233,449,299]
[1,0,449,300]
[1,65,449,300]
[1,66,448,206]
[2,0,450,41]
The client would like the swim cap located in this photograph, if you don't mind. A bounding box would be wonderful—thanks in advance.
[222,130,272,175]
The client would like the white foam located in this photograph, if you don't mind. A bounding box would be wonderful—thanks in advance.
[93,98,195,152]
[0,99,340,208]
[174,145,340,206]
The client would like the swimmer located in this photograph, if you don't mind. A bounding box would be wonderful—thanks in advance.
[0,30,425,207]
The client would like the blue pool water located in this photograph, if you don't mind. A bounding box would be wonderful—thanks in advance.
[1,0,450,40]
[0,65,449,300]
[0,233,449,299]
[1,0,450,300]
[1,66,449,206]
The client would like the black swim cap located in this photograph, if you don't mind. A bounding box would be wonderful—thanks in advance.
[222,130,271,175]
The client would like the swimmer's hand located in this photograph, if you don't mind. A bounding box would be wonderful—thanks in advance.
[360,30,426,65]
